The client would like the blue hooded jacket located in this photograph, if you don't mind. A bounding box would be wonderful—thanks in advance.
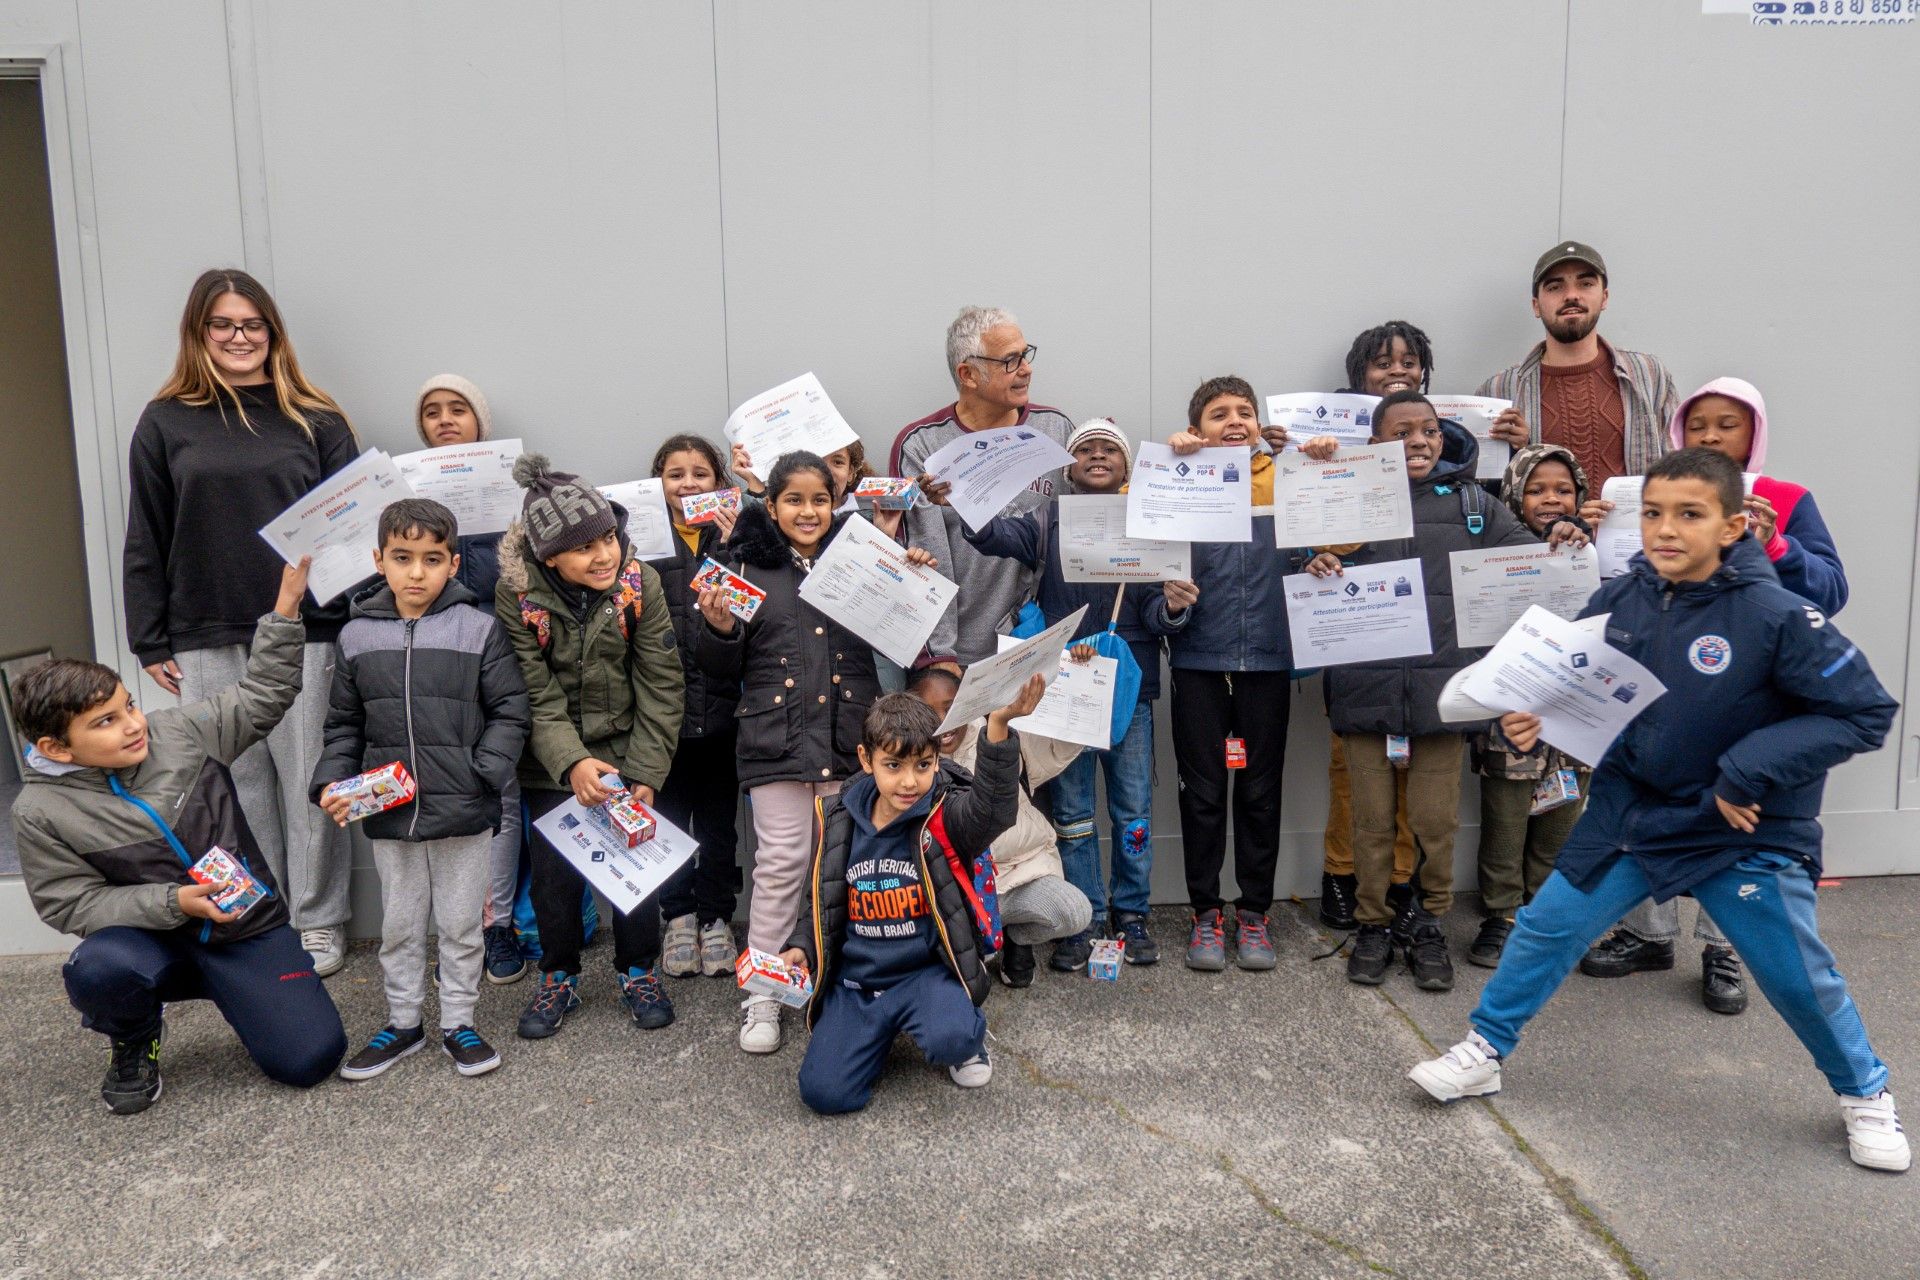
[1554,535,1895,900]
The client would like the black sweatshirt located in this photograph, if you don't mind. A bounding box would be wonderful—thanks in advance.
[123,385,360,663]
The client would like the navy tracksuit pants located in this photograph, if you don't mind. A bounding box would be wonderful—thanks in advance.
[797,965,985,1115]
[62,924,347,1088]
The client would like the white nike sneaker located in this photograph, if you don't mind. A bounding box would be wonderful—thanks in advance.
[1840,1092,1911,1172]
[300,926,347,978]
[1409,1031,1503,1102]
[947,1051,992,1089]
[739,994,783,1054]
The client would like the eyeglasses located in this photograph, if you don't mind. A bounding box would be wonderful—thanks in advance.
[206,318,269,340]
[967,345,1037,375]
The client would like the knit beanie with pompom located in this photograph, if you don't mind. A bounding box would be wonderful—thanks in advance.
[513,453,618,560]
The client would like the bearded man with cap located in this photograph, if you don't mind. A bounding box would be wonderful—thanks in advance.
[1476,241,1679,490]
[495,454,685,1041]
[934,418,1191,976]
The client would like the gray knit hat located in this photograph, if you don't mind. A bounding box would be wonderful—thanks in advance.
[513,453,618,560]
[416,373,493,445]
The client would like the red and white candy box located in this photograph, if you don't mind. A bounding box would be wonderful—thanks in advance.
[584,789,658,849]
[320,762,416,823]
[735,947,814,1008]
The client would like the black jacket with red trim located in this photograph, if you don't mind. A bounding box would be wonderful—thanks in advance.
[787,732,1021,1024]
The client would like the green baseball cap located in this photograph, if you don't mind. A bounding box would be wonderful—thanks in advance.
[1532,241,1608,289]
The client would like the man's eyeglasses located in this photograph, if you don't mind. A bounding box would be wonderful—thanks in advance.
[968,345,1037,375]
[206,318,269,340]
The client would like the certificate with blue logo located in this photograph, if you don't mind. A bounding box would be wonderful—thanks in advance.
[1273,445,1415,548]
[1283,557,1434,667]
[1125,442,1252,543]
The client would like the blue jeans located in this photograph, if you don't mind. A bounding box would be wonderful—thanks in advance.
[1049,699,1154,926]
[1473,850,1888,1097]
[797,965,985,1115]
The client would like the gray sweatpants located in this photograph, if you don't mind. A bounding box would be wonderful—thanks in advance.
[177,642,350,929]
[370,832,491,1029]
[483,776,521,929]
[1618,895,1731,948]
[1000,873,1093,946]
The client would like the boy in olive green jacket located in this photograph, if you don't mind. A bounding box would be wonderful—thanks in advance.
[496,455,685,1040]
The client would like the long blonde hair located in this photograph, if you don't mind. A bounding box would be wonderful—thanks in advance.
[154,268,353,440]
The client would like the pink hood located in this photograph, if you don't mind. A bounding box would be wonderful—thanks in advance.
[1669,376,1769,473]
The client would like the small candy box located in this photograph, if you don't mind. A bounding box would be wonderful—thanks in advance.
[689,558,766,623]
[320,761,416,823]
[853,476,921,510]
[736,947,814,1009]
[188,845,267,917]
[1530,767,1582,816]
[1088,937,1126,981]
[583,787,658,849]
[681,487,742,526]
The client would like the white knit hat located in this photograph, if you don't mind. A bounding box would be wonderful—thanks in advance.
[416,373,493,444]
[1067,417,1130,468]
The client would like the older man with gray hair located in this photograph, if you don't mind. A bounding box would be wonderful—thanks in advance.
[889,306,1074,665]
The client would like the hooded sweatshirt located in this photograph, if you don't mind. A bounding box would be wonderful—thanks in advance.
[415,375,507,607]
[1555,536,1893,899]
[1667,376,1848,616]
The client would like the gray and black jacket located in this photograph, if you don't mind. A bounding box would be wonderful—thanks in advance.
[311,581,530,841]
[1325,420,1540,738]
[12,612,303,944]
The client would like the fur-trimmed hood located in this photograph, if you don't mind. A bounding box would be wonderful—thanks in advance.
[726,499,856,570]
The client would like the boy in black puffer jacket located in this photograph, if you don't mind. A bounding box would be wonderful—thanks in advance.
[313,499,530,1081]
[783,683,1039,1115]
[1306,392,1541,993]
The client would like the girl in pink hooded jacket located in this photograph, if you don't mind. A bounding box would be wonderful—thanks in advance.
[1672,376,1848,616]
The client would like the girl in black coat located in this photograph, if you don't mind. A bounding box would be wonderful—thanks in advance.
[692,452,937,1054]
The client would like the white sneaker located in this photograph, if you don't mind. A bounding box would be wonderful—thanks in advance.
[661,914,700,978]
[300,926,347,978]
[1409,1031,1502,1102]
[1840,1091,1911,1172]
[948,1051,992,1089]
[739,994,783,1054]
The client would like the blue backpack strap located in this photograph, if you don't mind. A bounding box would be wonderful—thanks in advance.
[109,775,195,869]
[1459,481,1486,535]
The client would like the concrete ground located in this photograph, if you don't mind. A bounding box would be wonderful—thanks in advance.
[0,881,1912,1279]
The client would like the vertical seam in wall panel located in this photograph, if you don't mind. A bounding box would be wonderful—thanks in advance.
[709,0,732,406]
[1145,0,1153,428]
[1555,0,1572,238]
[224,0,274,287]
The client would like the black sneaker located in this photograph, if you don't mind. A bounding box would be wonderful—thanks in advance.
[517,972,581,1040]
[617,967,675,1030]
[1468,917,1514,969]
[1387,882,1418,947]
[1050,929,1094,972]
[1319,872,1358,930]
[484,924,528,985]
[1405,912,1454,991]
[1579,931,1675,978]
[1347,924,1393,986]
[442,1025,502,1076]
[102,1024,164,1115]
[1702,945,1748,1015]
[339,1024,427,1081]
[1114,912,1159,965]
[998,940,1036,988]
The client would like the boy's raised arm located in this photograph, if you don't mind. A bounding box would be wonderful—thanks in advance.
[941,675,1045,858]
[959,509,1044,569]
[190,559,309,766]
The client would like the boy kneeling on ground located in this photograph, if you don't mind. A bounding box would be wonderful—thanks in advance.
[1410,448,1907,1173]
[784,678,1043,1115]
[11,559,347,1114]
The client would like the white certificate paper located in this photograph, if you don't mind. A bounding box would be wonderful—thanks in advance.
[1426,395,1514,482]
[532,795,698,916]
[935,605,1089,735]
[994,635,1116,750]
[597,478,677,562]
[1597,473,1757,576]
[1056,494,1190,582]
[724,372,859,473]
[394,438,524,536]
[1283,557,1434,667]
[1273,446,1414,547]
[1448,545,1602,648]
[920,425,1073,531]
[1126,443,1252,543]
[258,449,408,604]
[1459,605,1666,767]
[796,513,958,667]
[1264,392,1380,447]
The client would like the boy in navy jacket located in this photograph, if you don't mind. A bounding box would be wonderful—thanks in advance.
[1410,449,1907,1174]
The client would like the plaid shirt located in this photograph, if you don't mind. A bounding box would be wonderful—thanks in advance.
[1477,339,1679,483]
